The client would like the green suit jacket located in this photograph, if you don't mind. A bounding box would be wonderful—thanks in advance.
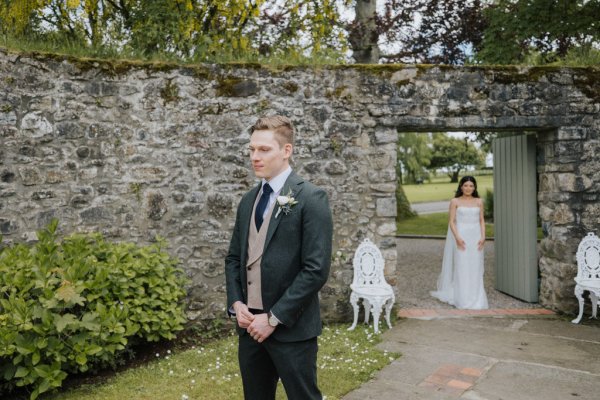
[225,171,333,342]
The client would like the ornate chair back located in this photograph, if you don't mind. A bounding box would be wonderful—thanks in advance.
[575,232,600,282]
[572,232,600,324]
[351,238,388,289]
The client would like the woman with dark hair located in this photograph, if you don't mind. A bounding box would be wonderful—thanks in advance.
[431,176,489,309]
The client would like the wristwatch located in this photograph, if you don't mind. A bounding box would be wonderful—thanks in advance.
[267,311,279,327]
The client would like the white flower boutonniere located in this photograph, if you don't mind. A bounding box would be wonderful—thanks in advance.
[275,189,298,218]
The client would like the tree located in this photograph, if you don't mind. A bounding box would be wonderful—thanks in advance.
[346,0,487,64]
[1,0,349,62]
[396,162,416,220]
[253,0,348,60]
[429,133,485,183]
[397,132,431,184]
[347,0,379,63]
[465,131,497,154]
[478,0,600,64]
[381,0,487,64]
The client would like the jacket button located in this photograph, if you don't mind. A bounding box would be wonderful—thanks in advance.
[247,267,252,271]
[248,281,252,285]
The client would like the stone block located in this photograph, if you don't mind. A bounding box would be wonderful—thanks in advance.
[376,197,397,217]
[376,222,397,236]
[391,68,418,83]
[324,160,347,175]
[557,127,588,140]
[375,128,397,144]
[0,218,18,234]
[18,166,42,186]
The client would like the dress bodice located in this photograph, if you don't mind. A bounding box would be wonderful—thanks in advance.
[456,207,480,225]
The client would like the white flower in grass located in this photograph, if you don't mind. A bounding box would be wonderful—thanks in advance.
[181,395,189,400]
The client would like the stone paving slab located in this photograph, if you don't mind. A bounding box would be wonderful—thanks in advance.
[342,313,600,400]
[381,317,600,374]
[466,361,600,400]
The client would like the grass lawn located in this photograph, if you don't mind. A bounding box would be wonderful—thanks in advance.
[397,212,542,239]
[41,325,396,400]
[403,175,493,203]
[397,212,495,238]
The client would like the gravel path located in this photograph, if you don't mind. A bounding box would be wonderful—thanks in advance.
[395,237,538,309]
[410,201,449,214]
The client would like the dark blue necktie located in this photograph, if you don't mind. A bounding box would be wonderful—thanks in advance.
[255,183,273,231]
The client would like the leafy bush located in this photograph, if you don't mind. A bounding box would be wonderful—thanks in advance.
[0,220,188,399]
[484,189,494,221]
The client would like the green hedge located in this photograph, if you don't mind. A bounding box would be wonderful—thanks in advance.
[0,220,188,399]
[484,189,494,221]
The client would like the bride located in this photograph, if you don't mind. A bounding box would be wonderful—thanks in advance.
[431,176,489,309]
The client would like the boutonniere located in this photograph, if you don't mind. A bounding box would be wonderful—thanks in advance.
[275,189,298,218]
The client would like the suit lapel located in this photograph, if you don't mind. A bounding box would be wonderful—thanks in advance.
[264,172,304,250]
[240,183,261,265]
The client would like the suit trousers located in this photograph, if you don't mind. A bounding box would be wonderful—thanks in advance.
[238,332,321,400]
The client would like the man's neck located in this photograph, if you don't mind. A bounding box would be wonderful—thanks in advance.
[263,165,292,194]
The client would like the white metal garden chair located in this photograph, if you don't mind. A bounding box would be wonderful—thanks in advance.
[348,238,395,333]
[572,232,600,324]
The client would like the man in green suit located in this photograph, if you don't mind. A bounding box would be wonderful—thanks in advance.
[225,115,333,400]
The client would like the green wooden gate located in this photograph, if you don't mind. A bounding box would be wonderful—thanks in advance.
[492,134,538,302]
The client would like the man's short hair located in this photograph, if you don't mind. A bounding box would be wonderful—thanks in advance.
[250,115,294,147]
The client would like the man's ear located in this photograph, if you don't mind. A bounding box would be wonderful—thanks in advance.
[283,143,293,159]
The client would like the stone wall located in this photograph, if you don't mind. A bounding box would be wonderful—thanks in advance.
[1,49,599,317]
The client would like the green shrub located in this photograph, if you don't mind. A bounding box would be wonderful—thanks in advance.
[0,220,188,399]
[484,189,494,221]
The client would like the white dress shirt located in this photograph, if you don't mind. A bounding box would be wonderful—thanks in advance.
[259,166,292,221]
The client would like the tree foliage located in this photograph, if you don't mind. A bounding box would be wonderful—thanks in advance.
[378,0,486,64]
[3,1,598,65]
[478,0,600,64]
[0,0,348,62]
[397,132,431,184]
[429,133,485,183]
[346,0,486,64]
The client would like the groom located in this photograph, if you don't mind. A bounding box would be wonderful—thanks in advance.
[225,115,333,400]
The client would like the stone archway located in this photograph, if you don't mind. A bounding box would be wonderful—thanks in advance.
[1,50,598,318]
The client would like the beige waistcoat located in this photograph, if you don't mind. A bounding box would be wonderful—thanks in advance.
[246,195,276,310]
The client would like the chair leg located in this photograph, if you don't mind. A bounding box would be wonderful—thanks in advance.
[371,303,382,334]
[348,292,359,331]
[572,286,585,324]
[590,292,598,319]
[384,297,394,329]
[363,299,371,325]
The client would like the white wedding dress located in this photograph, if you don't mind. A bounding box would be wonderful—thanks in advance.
[431,207,489,309]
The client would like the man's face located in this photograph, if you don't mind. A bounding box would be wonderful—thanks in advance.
[249,129,292,181]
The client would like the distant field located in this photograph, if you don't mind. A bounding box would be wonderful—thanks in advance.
[403,175,494,203]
